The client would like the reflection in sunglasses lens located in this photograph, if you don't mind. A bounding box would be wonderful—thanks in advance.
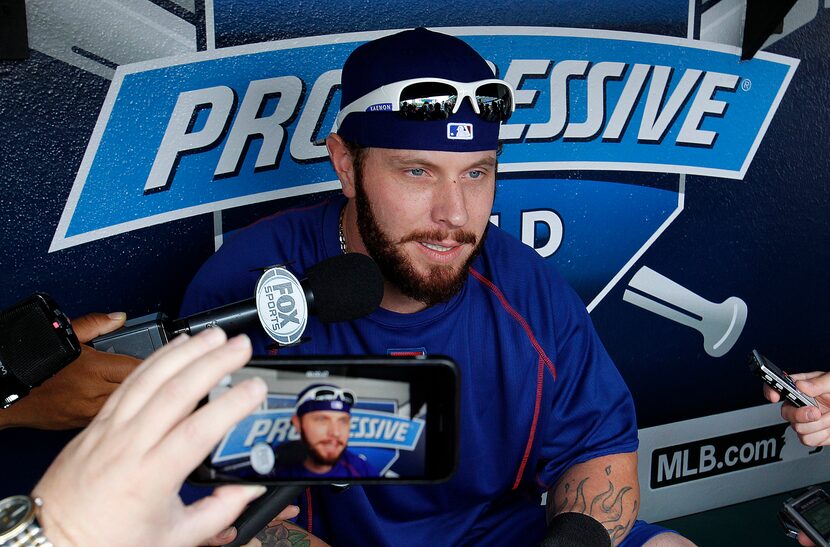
[401,82,457,121]
[398,82,512,122]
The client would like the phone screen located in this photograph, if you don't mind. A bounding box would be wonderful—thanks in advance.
[189,356,458,485]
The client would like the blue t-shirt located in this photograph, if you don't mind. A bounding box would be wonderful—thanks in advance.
[274,449,378,479]
[182,195,664,546]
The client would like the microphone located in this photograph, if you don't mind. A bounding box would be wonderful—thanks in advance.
[91,253,384,359]
[222,485,306,547]
[170,252,383,335]
[220,443,311,546]
[538,513,611,547]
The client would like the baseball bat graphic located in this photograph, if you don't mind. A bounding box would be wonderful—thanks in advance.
[623,266,747,358]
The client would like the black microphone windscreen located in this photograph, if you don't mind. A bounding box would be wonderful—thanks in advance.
[275,440,308,465]
[305,253,384,322]
[539,512,611,547]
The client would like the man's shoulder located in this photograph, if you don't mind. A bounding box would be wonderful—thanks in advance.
[181,196,337,314]
[478,224,568,288]
[342,448,365,463]
[223,197,334,249]
[472,225,587,330]
[342,449,376,475]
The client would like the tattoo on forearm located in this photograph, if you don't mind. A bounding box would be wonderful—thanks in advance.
[256,522,312,547]
[554,465,637,543]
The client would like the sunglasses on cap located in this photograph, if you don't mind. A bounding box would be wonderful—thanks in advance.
[296,385,356,408]
[333,77,516,132]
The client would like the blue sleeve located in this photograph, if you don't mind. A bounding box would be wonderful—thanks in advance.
[537,273,639,487]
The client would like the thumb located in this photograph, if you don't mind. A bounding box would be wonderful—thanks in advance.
[71,312,128,343]
[797,530,816,546]
[267,505,300,527]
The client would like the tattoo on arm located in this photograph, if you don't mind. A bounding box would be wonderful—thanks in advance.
[256,522,312,547]
[553,464,638,543]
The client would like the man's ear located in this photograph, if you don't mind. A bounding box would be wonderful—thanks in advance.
[291,414,301,431]
[326,133,357,198]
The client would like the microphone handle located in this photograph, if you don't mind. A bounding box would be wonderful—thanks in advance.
[224,485,306,547]
[170,298,259,336]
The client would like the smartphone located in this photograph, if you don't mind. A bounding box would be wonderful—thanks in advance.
[748,349,818,408]
[783,486,830,547]
[189,355,459,485]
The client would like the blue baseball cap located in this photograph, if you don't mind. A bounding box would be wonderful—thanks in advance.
[336,27,502,152]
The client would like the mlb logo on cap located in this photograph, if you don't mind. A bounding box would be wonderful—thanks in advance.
[447,122,473,140]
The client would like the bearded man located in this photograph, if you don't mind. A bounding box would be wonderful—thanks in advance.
[181,27,692,547]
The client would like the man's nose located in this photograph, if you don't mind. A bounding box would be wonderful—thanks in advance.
[431,176,469,229]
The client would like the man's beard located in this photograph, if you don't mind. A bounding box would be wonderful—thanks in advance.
[354,176,486,307]
[301,430,345,467]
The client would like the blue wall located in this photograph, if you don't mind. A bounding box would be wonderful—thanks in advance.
[1,0,827,507]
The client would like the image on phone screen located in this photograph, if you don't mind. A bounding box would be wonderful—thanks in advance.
[189,356,458,485]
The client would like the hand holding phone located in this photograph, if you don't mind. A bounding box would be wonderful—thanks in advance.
[749,350,818,409]
[753,354,830,448]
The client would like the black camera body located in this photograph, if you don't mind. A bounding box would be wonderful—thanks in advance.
[0,293,81,408]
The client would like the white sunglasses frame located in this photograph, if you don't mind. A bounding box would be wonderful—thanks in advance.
[295,385,356,410]
[331,77,516,133]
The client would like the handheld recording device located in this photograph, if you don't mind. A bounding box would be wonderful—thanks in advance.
[0,293,81,408]
[189,356,459,485]
[91,253,383,359]
[748,349,818,408]
[781,486,830,547]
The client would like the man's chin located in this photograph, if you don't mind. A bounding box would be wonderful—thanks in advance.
[399,262,468,304]
[310,447,345,466]
[410,261,462,282]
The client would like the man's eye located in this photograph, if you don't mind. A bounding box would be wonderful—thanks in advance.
[408,168,425,176]
[468,170,483,179]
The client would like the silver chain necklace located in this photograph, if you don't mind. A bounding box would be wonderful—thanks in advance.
[339,206,348,254]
